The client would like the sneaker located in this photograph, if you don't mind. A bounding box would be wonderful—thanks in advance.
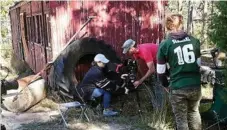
[103,109,118,117]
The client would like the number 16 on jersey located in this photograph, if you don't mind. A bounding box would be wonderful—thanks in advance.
[174,44,195,65]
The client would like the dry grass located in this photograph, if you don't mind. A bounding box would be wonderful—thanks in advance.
[0,44,12,59]
[202,84,213,100]
[27,98,59,113]
[0,44,33,81]
[12,85,217,130]
[17,83,175,130]
[1,43,219,129]
[10,53,33,76]
[0,44,17,80]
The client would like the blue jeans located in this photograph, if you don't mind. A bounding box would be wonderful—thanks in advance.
[91,88,111,108]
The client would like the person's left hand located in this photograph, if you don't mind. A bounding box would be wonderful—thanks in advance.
[133,80,142,88]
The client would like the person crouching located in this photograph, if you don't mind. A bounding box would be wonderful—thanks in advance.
[76,54,118,117]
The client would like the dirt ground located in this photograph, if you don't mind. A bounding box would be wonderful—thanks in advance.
[0,52,163,130]
[0,47,221,130]
[1,98,133,130]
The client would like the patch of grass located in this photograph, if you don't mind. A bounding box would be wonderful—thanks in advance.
[27,98,59,113]
[10,53,30,75]
[202,84,213,100]
[0,44,32,80]
[81,83,175,130]
[199,103,212,113]
[18,119,67,130]
[0,43,12,59]
[22,81,220,130]
[39,98,59,110]
[18,84,217,130]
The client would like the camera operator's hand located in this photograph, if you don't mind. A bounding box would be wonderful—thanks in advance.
[133,80,142,88]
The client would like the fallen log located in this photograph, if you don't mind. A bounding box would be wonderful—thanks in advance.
[2,75,46,112]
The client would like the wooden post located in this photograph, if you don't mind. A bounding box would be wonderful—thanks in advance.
[20,12,29,61]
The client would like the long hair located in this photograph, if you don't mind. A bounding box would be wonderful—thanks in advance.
[165,14,183,31]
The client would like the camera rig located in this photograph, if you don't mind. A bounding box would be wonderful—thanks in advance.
[104,58,138,94]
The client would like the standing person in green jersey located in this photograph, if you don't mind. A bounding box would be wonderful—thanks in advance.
[157,14,202,130]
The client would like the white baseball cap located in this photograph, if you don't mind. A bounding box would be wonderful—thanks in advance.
[94,54,109,63]
[122,39,136,54]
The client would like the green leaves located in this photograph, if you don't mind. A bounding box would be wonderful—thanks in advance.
[209,2,227,51]
[0,0,15,18]
[0,1,15,42]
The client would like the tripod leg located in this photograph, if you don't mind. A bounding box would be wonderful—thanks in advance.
[136,91,142,114]
[119,96,125,112]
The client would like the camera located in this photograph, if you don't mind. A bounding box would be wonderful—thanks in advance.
[122,58,137,84]
[104,58,137,94]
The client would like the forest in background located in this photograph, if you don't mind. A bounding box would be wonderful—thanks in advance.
[167,0,214,49]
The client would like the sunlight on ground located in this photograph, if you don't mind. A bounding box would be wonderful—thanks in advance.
[202,84,213,100]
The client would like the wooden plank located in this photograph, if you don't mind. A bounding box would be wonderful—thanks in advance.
[9,1,29,11]
[20,12,29,61]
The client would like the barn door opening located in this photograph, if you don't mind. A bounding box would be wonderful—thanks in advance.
[19,12,29,61]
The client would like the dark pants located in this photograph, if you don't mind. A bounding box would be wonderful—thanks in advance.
[170,87,202,130]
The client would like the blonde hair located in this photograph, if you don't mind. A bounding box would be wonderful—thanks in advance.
[165,14,183,31]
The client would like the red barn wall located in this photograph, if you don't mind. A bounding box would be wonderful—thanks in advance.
[49,1,165,59]
[49,1,166,76]
[10,1,166,78]
[10,8,22,60]
[10,1,52,79]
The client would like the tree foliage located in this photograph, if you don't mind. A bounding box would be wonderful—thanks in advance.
[0,0,15,44]
[209,1,227,52]
[209,2,227,100]
[167,1,214,49]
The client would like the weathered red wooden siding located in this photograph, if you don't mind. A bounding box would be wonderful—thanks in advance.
[10,1,166,80]
[10,8,23,60]
[10,1,52,77]
[20,2,35,71]
[49,1,166,77]
[49,1,165,58]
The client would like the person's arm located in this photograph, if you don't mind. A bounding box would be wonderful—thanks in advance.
[196,39,201,67]
[133,61,155,88]
[139,61,155,83]
[134,46,157,87]
[157,42,169,88]
[94,68,111,88]
[157,62,169,88]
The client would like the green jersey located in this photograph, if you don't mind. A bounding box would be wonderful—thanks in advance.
[157,36,201,90]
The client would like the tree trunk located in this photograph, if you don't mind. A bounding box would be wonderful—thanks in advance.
[178,0,183,14]
[201,1,208,48]
[187,1,193,34]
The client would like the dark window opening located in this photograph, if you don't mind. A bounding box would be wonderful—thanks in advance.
[35,15,39,43]
[25,14,49,46]
[75,54,95,82]
[36,15,42,43]
[26,17,30,42]
[31,16,36,42]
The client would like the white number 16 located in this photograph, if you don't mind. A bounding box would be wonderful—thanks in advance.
[174,44,195,65]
